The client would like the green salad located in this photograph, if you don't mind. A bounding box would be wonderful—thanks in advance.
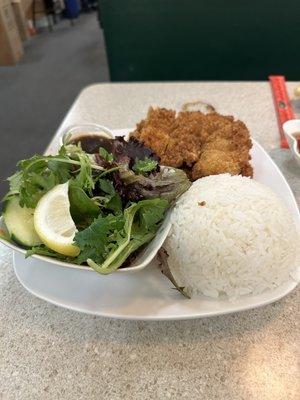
[1,135,190,274]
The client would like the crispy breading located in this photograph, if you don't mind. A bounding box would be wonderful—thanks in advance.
[131,107,253,180]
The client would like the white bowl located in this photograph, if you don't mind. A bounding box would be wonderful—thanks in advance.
[0,123,173,274]
[283,119,300,167]
[0,211,171,273]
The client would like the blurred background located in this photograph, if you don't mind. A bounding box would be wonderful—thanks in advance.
[0,0,299,199]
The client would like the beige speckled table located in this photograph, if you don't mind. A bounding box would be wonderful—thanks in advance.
[1,82,299,400]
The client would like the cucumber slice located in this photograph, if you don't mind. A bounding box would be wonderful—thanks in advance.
[3,196,42,247]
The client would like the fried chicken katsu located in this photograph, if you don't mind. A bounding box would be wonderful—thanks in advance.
[131,107,253,180]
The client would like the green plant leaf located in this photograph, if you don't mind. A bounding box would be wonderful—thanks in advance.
[68,183,100,228]
[98,179,115,196]
[105,193,122,213]
[137,198,169,229]
[26,245,70,260]
[133,157,158,174]
[84,199,169,274]
[99,147,114,163]
[74,213,125,265]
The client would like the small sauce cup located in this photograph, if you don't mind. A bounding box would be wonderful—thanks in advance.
[61,123,114,147]
[283,119,300,167]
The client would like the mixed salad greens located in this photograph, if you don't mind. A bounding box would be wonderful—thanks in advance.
[1,135,190,274]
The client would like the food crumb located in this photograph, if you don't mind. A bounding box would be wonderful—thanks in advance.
[198,201,206,206]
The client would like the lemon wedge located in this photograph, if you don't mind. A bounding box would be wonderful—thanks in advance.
[34,182,80,257]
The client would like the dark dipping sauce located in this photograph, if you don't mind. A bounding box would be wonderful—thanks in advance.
[70,134,113,154]
[293,132,300,152]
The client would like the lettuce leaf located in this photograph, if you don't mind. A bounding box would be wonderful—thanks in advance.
[115,166,191,204]
[68,183,100,228]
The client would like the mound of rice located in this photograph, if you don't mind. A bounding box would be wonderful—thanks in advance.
[163,174,299,298]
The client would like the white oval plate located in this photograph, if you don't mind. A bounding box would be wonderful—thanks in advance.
[8,129,300,320]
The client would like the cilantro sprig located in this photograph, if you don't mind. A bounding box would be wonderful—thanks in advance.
[74,198,169,274]
[133,157,158,174]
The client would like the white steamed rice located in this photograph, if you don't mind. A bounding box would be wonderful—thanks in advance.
[163,174,299,299]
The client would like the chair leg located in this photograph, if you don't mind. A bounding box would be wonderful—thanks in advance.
[32,0,36,28]
[47,14,53,31]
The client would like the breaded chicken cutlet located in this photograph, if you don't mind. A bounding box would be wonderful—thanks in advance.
[131,107,253,180]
